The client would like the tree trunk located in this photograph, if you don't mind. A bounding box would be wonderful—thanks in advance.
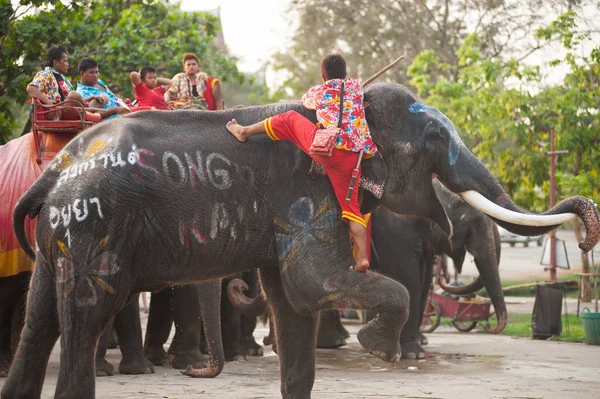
[574,218,592,302]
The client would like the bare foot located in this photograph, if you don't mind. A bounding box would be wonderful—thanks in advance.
[226,118,247,142]
[349,259,369,273]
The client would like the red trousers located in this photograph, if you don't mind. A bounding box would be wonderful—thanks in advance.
[265,111,365,227]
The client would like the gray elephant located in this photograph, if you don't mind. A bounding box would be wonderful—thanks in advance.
[4,83,599,399]
[369,183,504,360]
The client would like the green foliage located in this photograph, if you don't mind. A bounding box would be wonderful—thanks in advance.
[407,12,600,210]
[0,0,246,142]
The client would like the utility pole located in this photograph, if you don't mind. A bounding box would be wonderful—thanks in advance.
[545,128,568,281]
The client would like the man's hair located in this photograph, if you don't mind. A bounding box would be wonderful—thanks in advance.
[140,67,156,81]
[45,45,68,68]
[78,58,98,73]
[321,54,346,80]
[182,53,199,66]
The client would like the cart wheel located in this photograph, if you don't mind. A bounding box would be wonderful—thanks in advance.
[482,312,504,334]
[452,320,478,332]
[420,298,441,333]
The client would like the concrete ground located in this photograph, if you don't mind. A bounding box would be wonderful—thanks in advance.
[2,229,599,398]
[3,319,598,399]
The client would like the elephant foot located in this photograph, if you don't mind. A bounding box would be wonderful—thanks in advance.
[419,332,428,346]
[357,319,401,363]
[95,357,115,377]
[170,350,207,370]
[181,364,220,378]
[317,329,347,349]
[240,336,263,357]
[143,345,169,366]
[401,341,426,360]
[119,353,155,374]
[224,341,247,362]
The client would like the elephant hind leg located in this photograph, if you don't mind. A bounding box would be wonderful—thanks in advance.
[259,268,318,398]
[54,277,131,399]
[1,259,59,399]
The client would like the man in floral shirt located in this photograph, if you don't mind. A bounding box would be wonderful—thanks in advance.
[226,54,377,273]
[165,53,223,110]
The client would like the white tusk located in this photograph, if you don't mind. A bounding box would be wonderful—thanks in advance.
[459,190,577,226]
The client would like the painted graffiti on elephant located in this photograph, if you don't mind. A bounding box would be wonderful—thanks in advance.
[178,200,260,247]
[56,235,120,307]
[275,197,339,272]
[49,197,103,230]
[55,144,255,193]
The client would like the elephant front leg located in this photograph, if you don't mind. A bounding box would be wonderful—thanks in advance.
[277,233,409,363]
[113,295,154,375]
[259,268,318,399]
[182,280,224,378]
[143,288,174,366]
[169,285,206,370]
[1,259,59,399]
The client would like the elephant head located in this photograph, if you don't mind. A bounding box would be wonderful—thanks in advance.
[363,83,600,252]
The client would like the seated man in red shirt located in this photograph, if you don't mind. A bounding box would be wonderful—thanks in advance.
[226,53,377,273]
[129,67,172,111]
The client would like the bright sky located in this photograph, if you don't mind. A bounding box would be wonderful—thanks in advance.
[181,0,294,73]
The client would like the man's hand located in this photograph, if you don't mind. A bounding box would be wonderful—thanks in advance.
[114,106,130,115]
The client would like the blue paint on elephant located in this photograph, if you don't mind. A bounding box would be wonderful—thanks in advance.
[275,198,339,270]
[408,102,463,165]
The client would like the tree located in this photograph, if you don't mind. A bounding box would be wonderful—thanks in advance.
[271,0,594,96]
[0,0,246,143]
[407,11,599,294]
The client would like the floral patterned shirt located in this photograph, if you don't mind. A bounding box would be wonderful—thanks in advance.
[167,72,210,106]
[28,67,74,104]
[301,78,377,157]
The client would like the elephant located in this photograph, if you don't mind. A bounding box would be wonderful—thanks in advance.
[4,82,599,399]
[143,275,261,369]
[369,190,504,360]
[0,272,29,378]
[95,295,155,376]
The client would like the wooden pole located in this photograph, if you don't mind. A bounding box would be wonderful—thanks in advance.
[545,128,568,281]
[363,55,405,87]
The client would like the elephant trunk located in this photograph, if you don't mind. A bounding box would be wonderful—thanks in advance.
[470,223,507,334]
[438,275,484,295]
[442,148,600,252]
[226,278,267,318]
[485,309,508,334]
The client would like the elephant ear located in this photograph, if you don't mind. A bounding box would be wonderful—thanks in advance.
[359,153,388,215]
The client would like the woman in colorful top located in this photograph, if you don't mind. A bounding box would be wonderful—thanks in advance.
[226,54,377,273]
[164,53,223,110]
[26,46,95,119]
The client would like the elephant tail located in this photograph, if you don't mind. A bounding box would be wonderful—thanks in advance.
[13,172,51,261]
[227,278,267,317]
